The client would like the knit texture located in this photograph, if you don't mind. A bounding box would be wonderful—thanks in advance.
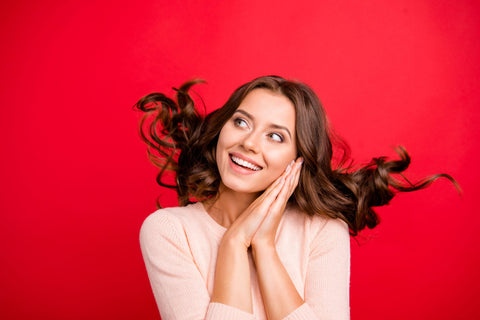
[140,202,350,320]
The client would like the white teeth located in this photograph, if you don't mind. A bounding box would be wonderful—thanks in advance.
[231,155,261,171]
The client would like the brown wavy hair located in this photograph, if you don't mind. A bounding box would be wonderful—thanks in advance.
[134,75,458,236]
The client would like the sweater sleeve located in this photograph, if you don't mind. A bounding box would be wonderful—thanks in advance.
[139,211,255,320]
[278,218,350,320]
[301,218,351,320]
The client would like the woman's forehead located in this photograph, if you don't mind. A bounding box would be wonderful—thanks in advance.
[237,89,296,129]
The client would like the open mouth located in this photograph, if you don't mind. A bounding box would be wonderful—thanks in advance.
[230,154,262,171]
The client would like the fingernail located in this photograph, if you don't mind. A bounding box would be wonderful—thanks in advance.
[297,158,304,166]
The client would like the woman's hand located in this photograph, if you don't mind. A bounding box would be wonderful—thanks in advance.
[249,158,305,320]
[223,157,303,250]
[212,157,303,315]
[250,157,303,249]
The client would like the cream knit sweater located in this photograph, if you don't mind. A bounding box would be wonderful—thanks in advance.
[140,202,350,320]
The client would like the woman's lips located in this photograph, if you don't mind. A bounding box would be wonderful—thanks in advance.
[229,153,263,174]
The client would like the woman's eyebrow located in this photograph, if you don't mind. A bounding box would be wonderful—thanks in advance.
[234,109,292,139]
[234,109,253,120]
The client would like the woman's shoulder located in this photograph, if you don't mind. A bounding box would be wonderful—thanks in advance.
[284,205,349,240]
[139,202,205,240]
[147,201,205,219]
[139,202,224,260]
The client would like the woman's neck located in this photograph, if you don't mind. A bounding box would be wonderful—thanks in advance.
[203,184,260,228]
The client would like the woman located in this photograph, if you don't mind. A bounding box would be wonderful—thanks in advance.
[135,76,454,320]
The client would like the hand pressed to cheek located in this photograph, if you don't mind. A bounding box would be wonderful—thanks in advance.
[221,158,303,249]
[250,158,303,248]
[271,157,303,209]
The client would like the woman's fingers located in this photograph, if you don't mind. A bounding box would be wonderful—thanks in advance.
[269,158,303,212]
[268,171,294,214]
[263,158,301,206]
[287,158,303,195]
[232,158,301,247]
[253,160,294,206]
[250,160,301,246]
[262,158,303,222]
[234,162,292,235]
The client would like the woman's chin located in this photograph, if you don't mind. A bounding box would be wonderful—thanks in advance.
[220,180,267,195]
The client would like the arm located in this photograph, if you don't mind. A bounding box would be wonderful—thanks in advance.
[252,244,304,320]
[251,159,350,320]
[250,160,305,320]
[210,237,253,313]
[303,218,350,320]
[140,212,255,320]
[211,159,302,316]
[252,218,350,320]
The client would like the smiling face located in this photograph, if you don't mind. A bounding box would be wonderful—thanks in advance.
[215,88,298,194]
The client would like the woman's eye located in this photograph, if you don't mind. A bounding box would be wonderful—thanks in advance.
[233,118,248,128]
[268,133,284,142]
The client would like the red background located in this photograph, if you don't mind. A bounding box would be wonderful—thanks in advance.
[1,1,478,319]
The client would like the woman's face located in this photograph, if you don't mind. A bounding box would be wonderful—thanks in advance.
[216,88,297,194]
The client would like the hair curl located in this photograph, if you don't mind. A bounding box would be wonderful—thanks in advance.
[134,76,458,236]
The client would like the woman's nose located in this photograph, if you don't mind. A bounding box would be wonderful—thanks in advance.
[242,132,261,153]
